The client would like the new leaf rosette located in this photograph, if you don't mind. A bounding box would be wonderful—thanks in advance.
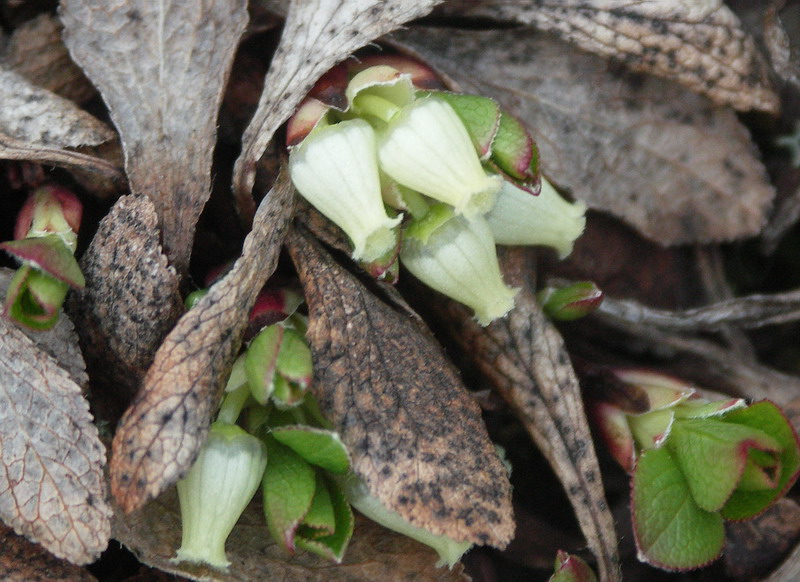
[286,53,586,325]
[591,369,800,571]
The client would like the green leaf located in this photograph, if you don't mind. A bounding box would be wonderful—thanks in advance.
[271,426,351,474]
[549,550,598,582]
[673,398,746,419]
[720,401,800,520]
[298,473,336,536]
[424,91,500,159]
[1,235,84,288]
[261,436,317,552]
[632,447,724,570]
[295,476,354,563]
[245,325,283,404]
[667,417,780,512]
[490,111,539,186]
[4,265,68,330]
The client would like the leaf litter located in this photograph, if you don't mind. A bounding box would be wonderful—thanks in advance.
[3,1,800,581]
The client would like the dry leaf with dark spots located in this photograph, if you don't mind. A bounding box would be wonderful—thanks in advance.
[396,27,774,245]
[112,487,468,582]
[425,248,620,582]
[60,0,249,277]
[2,13,95,104]
[67,195,183,414]
[0,314,111,565]
[0,522,96,582]
[441,0,779,113]
[110,173,294,513]
[287,226,514,548]
[233,0,442,213]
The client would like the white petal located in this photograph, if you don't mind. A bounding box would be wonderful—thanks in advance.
[290,119,401,262]
[486,177,586,258]
[378,98,501,217]
[400,215,517,325]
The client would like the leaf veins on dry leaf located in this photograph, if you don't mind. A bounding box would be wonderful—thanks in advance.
[421,249,621,582]
[0,311,110,565]
[110,173,294,513]
[395,27,775,245]
[60,0,249,277]
[287,225,514,548]
[441,0,779,113]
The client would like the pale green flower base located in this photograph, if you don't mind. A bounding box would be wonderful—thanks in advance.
[338,474,472,568]
[486,178,586,259]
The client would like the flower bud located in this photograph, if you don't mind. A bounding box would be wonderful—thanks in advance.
[400,214,517,325]
[175,422,268,569]
[289,119,401,263]
[378,97,502,217]
[14,184,82,252]
[485,178,586,259]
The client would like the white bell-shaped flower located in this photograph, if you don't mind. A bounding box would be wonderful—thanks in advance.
[485,177,586,259]
[400,214,518,325]
[175,422,268,569]
[289,119,401,262]
[378,97,502,218]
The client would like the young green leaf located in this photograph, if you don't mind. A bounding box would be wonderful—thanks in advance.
[549,550,598,582]
[271,426,351,474]
[262,436,317,553]
[425,91,500,159]
[720,401,800,521]
[632,447,724,570]
[667,418,781,512]
[245,324,283,404]
[295,475,354,563]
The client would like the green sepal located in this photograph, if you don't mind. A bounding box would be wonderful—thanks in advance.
[423,91,501,159]
[403,203,453,244]
[666,417,781,512]
[295,475,354,562]
[4,264,68,330]
[490,112,540,189]
[632,446,724,571]
[719,401,800,520]
[271,425,351,474]
[262,436,317,553]
[245,325,283,404]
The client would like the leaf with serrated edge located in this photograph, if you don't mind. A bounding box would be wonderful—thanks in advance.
[287,225,514,549]
[110,173,294,513]
[112,487,469,582]
[233,0,442,216]
[424,248,620,581]
[0,523,96,582]
[67,195,182,416]
[0,316,111,565]
[60,0,248,276]
[440,0,778,113]
[633,446,724,571]
[395,28,775,246]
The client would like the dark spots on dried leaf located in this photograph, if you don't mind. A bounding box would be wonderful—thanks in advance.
[160,412,173,425]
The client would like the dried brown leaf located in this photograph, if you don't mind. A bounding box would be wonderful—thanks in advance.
[110,173,294,513]
[0,132,124,181]
[725,498,800,579]
[0,314,111,565]
[396,27,775,245]
[426,248,620,582]
[286,225,514,548]
[60,0,249,276]
[67,195,183,414]
[2,13,95,103]
[441,0,779,113]
[233,0,442,216]
[113,487,468,582]
[0,522,96,582]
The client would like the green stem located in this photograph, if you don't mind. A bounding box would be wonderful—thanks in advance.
[217,384,251,425]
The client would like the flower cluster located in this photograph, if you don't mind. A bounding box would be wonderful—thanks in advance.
[174,287,471,569]
[590,369,800,571]
[1,184,85,330]
[287,56,586,325]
